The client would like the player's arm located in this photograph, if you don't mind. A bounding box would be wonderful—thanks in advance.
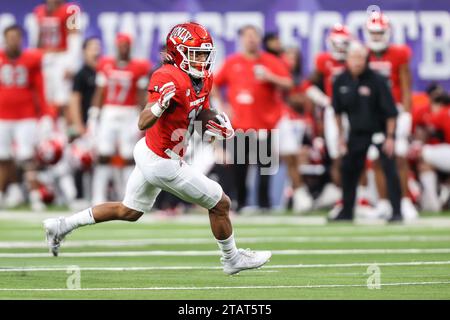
[67,90,85,137]
[257,59,293,90]
[138,82,176,130]
[33,59,51,118]
[303,70,330,108]
[90,85,105,112]
[32,57,55,139]
[262,71,293,90]
[399,62,412,112]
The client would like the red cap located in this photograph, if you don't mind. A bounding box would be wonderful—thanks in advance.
[116,33,133,46]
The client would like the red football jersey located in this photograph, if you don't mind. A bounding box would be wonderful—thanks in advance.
[429,106,450,144]
[0,49,48,120]
[96,57,151,107]
[145,64,213,159]
[368,45,411,104]
[315,52,346,98]
[214,52,291,130]
[34,2,78,51]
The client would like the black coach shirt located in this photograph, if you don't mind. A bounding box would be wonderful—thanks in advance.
[72,64,96,124]
[332,67,398,134]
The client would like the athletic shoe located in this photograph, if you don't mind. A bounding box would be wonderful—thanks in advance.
[43,217,70,257]
[221,248,272,275]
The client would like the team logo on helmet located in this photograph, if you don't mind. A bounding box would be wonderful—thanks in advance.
[166,22,216,79]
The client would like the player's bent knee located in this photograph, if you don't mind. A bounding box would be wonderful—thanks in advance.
[118,204,143,222]
[211,194,231,215]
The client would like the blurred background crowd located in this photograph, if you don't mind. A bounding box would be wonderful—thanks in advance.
[0,0,449,221]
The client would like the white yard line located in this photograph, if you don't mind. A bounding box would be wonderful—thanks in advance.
[1,260,450,272]
[1,281,450,291]
[1,235,450,248]
[2,211,450,227]
[1,248,450,258]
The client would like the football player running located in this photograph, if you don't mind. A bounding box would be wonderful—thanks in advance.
[364,12,418,221]
[44,22,272,275]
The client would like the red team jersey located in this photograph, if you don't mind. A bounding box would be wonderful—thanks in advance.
[34,2,77,51]
[427,106,450,144]
[145,64,213,159]
[368,45,411,104]
[97,57,151,107]
[0,49,48,120]
[315,52,346,98]
[214,52,291,130]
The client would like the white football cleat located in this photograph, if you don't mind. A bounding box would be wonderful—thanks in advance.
[221,248,272,275]
[43,217,70,257]
[372,199,393,219]
[401,197,419,222]
[293,187,313,214]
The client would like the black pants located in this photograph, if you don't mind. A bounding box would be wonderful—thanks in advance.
[231,131,272,211]
[341,133,401,218]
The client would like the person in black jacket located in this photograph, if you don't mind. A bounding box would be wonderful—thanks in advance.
[330,41,402,222]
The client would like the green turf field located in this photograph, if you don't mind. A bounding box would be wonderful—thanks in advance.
[0,211,449,299]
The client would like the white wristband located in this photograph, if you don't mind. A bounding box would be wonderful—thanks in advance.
[150,102,164,117]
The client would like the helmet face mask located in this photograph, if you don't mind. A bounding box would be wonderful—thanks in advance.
[364,12,391,52]
[177,43,216,78]
[327,35,350,61]
[326,24,352,61]
[166,22,216,79]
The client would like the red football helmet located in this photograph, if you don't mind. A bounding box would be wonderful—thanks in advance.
[326,24,352,61]
[69,138,94,171]
[36,138,64,165]
[38,183,55,205]
[166,22,216,78]
[364,12,391,52]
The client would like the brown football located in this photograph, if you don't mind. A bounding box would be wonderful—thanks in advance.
[194,107,219,137]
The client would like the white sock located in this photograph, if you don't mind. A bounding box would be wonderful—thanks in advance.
[29,190,42,204]
[65,208,96,232]
[59,174,77,203]
[92,165,113,204]
[216,233,238,260]
[420,171,441,211]
[357,185,370,200]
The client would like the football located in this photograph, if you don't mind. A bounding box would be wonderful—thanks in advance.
[194,107,219,137]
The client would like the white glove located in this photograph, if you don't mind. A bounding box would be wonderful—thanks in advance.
[205,112,235,140]
[151,82,176,117]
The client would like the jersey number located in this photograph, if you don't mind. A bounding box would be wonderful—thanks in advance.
[107,77,131,104]
[0,64,28,87]
[186,105,203,138]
